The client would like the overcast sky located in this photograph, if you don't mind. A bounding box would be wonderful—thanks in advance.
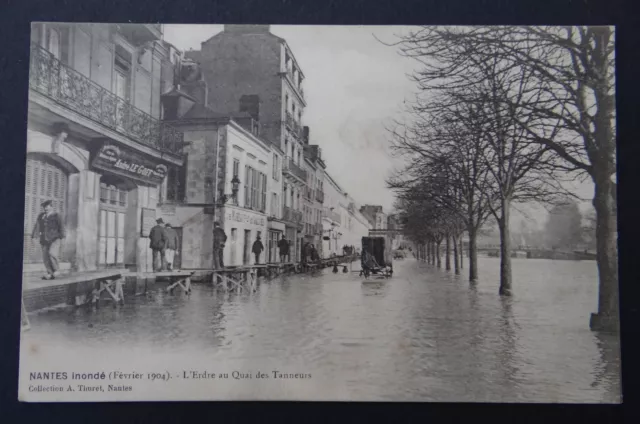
[163,25,596,229]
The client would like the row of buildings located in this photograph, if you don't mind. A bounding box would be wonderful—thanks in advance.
[24,23,390,273]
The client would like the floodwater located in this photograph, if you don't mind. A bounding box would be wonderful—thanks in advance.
[23,257,621,403]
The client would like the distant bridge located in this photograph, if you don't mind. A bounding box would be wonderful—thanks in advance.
[368,229,404,236]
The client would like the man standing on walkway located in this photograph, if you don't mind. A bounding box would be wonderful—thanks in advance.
[252,234,264,265]
[213,221,227,270]
[164,222,179,271]
[149,218,167,272]
[278,235,289,263]
[31,200,65,280]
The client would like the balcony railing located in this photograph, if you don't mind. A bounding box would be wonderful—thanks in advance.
[315,190,324,203]
[283,112,302,139]
[323,207,341,224]
[302,186,312,200]
[29,43,183,155]
[286,69,304,100]
[283,206,303,224]
[283,156,307,181]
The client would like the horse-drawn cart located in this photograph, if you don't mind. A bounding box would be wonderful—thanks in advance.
[360,236,393,278]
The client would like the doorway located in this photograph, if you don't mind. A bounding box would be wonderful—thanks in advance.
[24,154,69,264]
[243,229,251,265]
[230,228,238,266]
[98,175,131,268]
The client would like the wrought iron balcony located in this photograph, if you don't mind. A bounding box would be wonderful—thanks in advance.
[283,156,307,182]
[315,190,324,203]
[285,112,295,130]
[283,112,303,139]
[29,42,183,155]
[323,207,341,224]
[286,69,304,99]
[283,206,303,224]
[302,186,312,200]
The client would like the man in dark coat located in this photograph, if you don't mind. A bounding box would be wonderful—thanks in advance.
[252,234,264,265]
[213,221,227,270]
[278,235,289,263]
[149,218,167,272]
[164,223,179,271]
[31,200,65,280]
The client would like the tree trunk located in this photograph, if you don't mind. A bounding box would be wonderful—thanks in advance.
[498,198,513,296]
[459,237,464,269]
[590,175,619,332]
[468,228,478,282]
[452,233,460,275]
[445,234,451,271]
[436,241,442,268]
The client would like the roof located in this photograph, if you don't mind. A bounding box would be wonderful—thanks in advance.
[161,87,198,102]
[184,50,202,63]
[181,103,253,120]
[181,103,230,120]
[203,27,285,46]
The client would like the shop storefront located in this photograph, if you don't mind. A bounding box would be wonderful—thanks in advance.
[222,205,268,266]
[89,141,169,270]
[267,219,286,263]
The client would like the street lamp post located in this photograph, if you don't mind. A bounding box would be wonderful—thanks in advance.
[217,175,241,207]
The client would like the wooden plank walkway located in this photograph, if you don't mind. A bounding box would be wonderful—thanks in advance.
[135,270,196,295]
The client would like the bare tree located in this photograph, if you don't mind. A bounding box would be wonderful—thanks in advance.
[384,26,591,298]
[383,25,617,330]
[387,107,495,282]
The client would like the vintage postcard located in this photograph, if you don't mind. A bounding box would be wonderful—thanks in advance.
[19,23,620,402]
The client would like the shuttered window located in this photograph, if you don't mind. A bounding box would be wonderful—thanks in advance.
[24,156,68,263]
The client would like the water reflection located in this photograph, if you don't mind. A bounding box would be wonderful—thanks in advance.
[23,257,621,403]
[592,331,622,402]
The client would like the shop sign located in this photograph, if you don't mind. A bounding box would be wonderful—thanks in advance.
[91,142,168,185]
[226,209,266,227]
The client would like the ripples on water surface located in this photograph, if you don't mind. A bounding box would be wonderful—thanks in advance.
[25,257,621,403]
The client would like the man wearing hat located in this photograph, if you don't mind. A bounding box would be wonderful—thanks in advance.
[252,233,264,265]
[31,200,65,280]
[164,222,179,271]
[149,218,167,272]
[212,221,227,270]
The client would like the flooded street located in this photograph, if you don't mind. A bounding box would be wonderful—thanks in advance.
[24,257,621,403]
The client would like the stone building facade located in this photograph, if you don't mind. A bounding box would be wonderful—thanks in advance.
[159,94,273,268]
[184,24,307,262]
[25,23,183,274]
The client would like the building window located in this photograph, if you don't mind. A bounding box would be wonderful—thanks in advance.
[272,153,279,180]
[271,193,278,217]
[233,158,240,177]
[165,165,186,203]
[38,24,71,64]
[100,182,127,207]
[244,165,267,212]
[244,165,250,207]
[261,174,267,213]
[114,47,132,102]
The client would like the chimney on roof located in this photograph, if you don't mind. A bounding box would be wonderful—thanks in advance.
[224,25,271,34]
[303,126,310,145]
[239,95,260,121]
